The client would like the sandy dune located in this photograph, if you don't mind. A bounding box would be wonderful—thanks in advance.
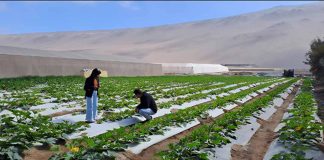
[0,2,324,68]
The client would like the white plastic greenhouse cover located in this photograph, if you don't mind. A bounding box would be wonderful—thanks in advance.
[160,63,229,74]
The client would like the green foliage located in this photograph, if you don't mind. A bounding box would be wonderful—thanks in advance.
[0,75,287,159]
[49,150,115,160]
[58,78,295,159]
[159,79,296,159]
[272,79,323,160]
[271,152,311,160]
[0,110,81,160]
[305,38,324,76]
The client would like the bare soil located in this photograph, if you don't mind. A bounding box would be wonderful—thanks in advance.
[23,144,69,160]
[47,109,85,117]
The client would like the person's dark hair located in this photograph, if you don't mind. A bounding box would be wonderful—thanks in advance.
[133,89,142,95]
[90,68,101,78]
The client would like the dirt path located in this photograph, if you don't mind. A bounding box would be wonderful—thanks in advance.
[117,84,286,160]
[47,109,85,118]
[230,84,299,160]
[23,148,54,160]
[23,144,69,160]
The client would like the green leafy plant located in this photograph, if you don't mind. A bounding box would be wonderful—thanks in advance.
[0,110,81,160]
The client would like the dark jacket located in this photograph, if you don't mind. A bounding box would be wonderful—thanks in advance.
[84,77,100,98]
[137,92,158,113]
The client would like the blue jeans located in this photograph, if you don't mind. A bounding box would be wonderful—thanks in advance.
[139,108,155,120]
[86,91,98,122]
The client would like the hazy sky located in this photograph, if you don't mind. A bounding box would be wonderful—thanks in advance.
[0,1,316,34]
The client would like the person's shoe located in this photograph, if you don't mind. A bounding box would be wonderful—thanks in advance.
[140,118,151,123]
[85,120,95,123]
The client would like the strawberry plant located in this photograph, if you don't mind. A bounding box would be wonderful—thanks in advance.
[159,79,296,159]
[0,110,82,160]
[56,79,293,159]
[272,78,323,160]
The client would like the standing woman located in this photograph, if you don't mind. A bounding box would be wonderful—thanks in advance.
[84,68,101,123]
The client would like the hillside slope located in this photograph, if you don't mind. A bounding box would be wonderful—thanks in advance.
[0,2,324,68]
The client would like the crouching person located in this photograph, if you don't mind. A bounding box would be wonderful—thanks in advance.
[133,89,158,122]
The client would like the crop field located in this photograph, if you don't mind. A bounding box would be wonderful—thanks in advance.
[0,75,323,160]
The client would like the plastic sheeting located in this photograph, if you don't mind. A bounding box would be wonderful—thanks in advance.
[160,63,229,74]
[67,82,263,138]
[206,117,261,160]
[52,112,104,123]
[127,119,200,154]
[264,138,324,160]
[257,105,277,120]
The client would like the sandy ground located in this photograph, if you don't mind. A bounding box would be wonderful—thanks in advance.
[1,3,324,68]
[23,144,69,160]
[23,148,54,160]
[47,109,85,118]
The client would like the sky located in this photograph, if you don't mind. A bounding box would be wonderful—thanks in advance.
[0,1,316,34]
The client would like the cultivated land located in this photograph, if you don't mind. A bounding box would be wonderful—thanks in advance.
[0,75,323,160]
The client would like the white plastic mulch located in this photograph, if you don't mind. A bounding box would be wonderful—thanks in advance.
[264,138,324,160]
[257,87,271,93]
[217,92,230,97]
[223,103,239,111]
[206,117,261,160]
[52,112,104,123]
[207,108,225,118]
[249,92,259,97]
[235,95,253,104]
[0,109,12,116]
[127,119,201,154]
[273,98,284,107]
[257,105,277,120]
[30,103,59,110]
[279,92,289,99]
[264,82,324,160]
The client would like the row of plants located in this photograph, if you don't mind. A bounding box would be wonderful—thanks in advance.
[1,75,273,114]
[97,76,272,110]
[158,79,297,159]
[101,78,281,122]
[0,76,52,91]
[98,80,229,110]
[49,78,290,159]
[0,76,224,111]
[271,79,323,160]
[0,110,84,160]
[101,82,246,122]
[0,75,257,111]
